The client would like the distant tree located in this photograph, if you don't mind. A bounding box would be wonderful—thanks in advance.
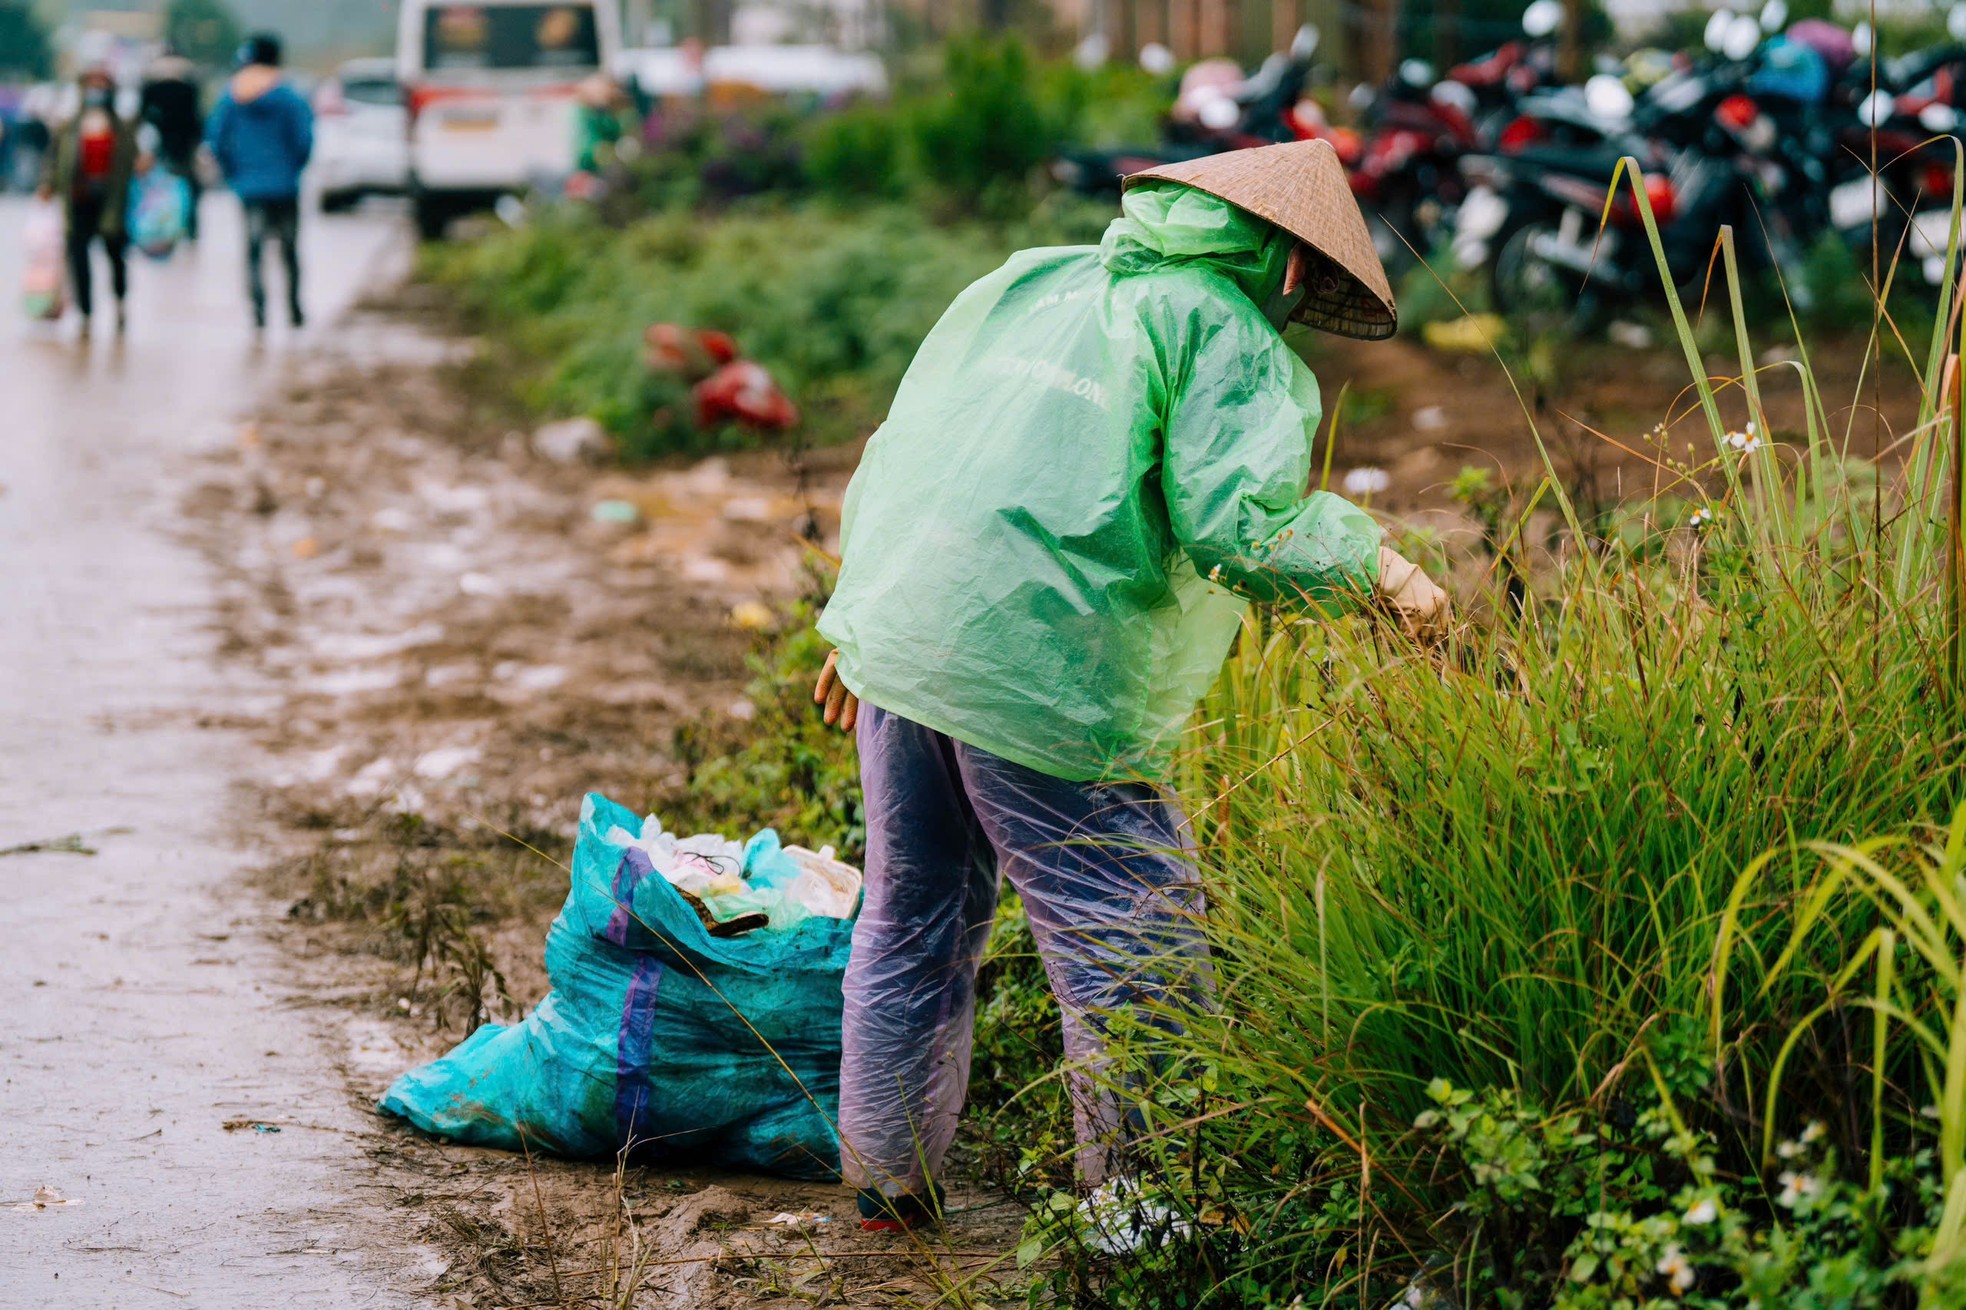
[164,0,246,72]
[1400,0,1611,69]
[0,1,53,79]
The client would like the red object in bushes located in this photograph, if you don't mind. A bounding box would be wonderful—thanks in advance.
[693,360,799,431]
[646,323,742,378]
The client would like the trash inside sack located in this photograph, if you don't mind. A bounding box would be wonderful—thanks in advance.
[601,812,861,937]
[379,793,860,1177]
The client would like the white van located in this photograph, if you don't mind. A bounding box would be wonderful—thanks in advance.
[396,0,620,237]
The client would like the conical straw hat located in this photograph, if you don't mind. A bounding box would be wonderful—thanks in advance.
[1124,139,1397,341]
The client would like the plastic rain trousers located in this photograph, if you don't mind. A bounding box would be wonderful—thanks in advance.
[839,705,1210,1194]
[817,182,1382,783]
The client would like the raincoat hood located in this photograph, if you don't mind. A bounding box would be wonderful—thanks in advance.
[819,190,1381,782]
[1098,182,1292,317]
[206,69,313,200]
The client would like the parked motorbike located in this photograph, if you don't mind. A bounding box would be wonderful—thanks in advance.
[1050,25,1329,197]
[1456,59,1821,330]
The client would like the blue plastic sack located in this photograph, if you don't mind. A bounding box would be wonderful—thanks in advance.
[127,170,190,260]
[378,793,855,1178]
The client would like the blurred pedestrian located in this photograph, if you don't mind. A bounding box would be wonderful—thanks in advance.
[206,32,312,330]
[12,84,56,193]
[139,44,205,241]
[572,74,626,175]
[37,65,136,338]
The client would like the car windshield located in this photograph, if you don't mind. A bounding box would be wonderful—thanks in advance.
[343,77,400,106]
[422,5,600,72]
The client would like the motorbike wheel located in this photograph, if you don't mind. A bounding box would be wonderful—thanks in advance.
[1490,214,1591,338]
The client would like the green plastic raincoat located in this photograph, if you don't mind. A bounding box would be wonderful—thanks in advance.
[817,183,1383,782]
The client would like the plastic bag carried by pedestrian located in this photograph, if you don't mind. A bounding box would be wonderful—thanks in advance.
[21,199,65,321]
[127,169,191,260]
[378,793,860,1178]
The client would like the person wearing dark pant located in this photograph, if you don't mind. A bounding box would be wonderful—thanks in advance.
[140,47,204,241]
[65,193,128,328]
[244,197,301,329]
[206,33,313,330]
[38,65,137,337]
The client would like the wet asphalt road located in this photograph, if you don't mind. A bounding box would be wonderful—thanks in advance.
[0,196,432,1307]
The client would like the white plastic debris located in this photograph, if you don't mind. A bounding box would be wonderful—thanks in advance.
[767,1211,830,1228]
[606,815,748,898]
[531,416,609,465]
[783,846,864,920]
[6,1185,81,1212]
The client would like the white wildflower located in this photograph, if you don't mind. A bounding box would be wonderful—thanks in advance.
[1725,430,1749,450]
[1688,506,1719,531]
[1777,1170,1824,1209]
[1656,1244,1695,1295]
[1683,1197,1718,1226]
[1800,1120,1826,1144]
[1342,466,1391,497]
[1776,1138,1804,1160]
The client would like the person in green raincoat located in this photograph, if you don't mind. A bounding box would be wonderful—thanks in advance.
[811,139,1449,1238]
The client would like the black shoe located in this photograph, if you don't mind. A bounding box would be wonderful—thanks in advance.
[856,1182,945,1233]
[115,303,127,335]
[290,305,305,329]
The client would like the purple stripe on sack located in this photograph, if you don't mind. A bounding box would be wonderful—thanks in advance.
[606,846,655,946]
[614,955,664,1149]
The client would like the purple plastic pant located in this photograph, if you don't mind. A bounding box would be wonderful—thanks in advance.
[838,705,1210,1194]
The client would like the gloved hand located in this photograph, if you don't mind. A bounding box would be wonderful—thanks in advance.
[814,649,860,733]
[1375,546,1451,641]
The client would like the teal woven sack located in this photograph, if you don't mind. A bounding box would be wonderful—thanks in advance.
[379,793,853,1178]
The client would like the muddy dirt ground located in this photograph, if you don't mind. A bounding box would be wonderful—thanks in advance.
[190,295,1029,1310]
[191,283,1932,1309]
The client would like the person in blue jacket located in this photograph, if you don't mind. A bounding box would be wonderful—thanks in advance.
[206,33,312,329]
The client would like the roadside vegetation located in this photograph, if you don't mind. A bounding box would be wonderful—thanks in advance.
[1010,207,1966,1304]
[412,33,1966,1306]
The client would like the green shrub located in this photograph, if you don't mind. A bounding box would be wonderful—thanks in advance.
[804,103,910,201]
[666,598,864,861]
[907,35,1062,209]
[421,204,1013,460]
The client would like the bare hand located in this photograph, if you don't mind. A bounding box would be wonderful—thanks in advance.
[1375,546,1452,643]
[34,183,52,203]
[814,649,859,733]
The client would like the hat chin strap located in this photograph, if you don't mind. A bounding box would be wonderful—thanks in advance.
[1262,282,1308,331]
